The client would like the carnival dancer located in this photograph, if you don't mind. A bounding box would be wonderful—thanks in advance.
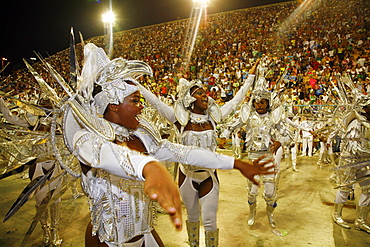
[135,59,260,246]
[289,116,301,172]
[315,120,336,168]
[221,70,313,230]
[232,128,242,159]
[0,97,63,246]
[333,76,370,234]
[276,115,298,172]
[58,44,274,247]
[300,116,314,157]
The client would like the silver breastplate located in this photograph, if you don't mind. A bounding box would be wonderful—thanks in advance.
[181,129,217,151]
[248,113,272,151]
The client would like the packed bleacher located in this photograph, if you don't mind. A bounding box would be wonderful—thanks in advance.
[1,0,369,114]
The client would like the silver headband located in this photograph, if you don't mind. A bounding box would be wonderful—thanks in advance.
[93,80,139,115]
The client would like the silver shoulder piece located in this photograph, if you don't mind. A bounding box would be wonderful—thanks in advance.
[240,103,252,123]
[137,116,162,145]
[63,99,115,153]
[208,98,221,123]
[271,106,284,125]
[174,100,190,126]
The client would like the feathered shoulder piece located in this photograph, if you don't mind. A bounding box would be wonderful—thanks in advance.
[240,103,252,124]
[271,106,285,125]
[174,100,190,126]
[207,97,221,123]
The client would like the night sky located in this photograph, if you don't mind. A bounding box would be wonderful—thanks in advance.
[1,0,287,71]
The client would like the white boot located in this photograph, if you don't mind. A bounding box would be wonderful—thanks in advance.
[292,161,299,172]
[317,154,323,168]
[266,204,277,228]
[329,154,337,166]
[247,201,257,226]
[333,203,351,229]
[38,208,51,246]
[354,206,370,233]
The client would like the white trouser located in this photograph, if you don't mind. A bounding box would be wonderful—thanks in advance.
[179,170,219,231]
[335,180,370,207]
[319,141,333,155]
[232,134,241,158]
[335,188,370,207]
[302,136,313,156]
[291,143,297,164]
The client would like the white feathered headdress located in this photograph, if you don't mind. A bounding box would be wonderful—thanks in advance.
[77,43,153,115]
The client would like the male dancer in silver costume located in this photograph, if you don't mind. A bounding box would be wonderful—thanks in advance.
[222,72,312,229]
[300,116,314,157]
[275,115,299,172]
[288,116,301,172]
[333,77,370,233]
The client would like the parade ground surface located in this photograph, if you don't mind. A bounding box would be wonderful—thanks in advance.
[1,149,370,246]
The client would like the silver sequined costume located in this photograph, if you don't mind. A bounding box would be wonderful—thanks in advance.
[71,113,235,246]
[222,69,311,229]
[333,111,370,232]
[0,97,64,246]
[331,75,370,233]
[137,73,255,245]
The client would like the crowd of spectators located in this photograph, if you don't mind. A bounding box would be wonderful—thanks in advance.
[1,0,369,116]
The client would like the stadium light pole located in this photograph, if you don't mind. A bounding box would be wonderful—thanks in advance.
[1,57,7,77]
[102,10,115,59]
[1,57,6,68]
